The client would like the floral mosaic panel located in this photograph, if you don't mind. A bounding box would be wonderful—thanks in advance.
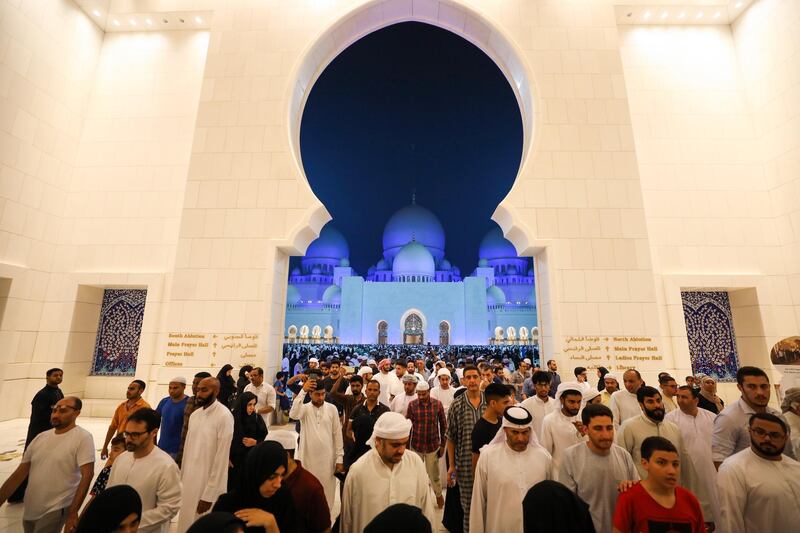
[681,291,740,382]
[91,289,147,376]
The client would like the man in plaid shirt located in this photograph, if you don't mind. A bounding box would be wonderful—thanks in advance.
[406,379,447,508]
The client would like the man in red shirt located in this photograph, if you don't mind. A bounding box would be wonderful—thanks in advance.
[406,380,447,508]
[267,429,331,533]
[613,436,705,533]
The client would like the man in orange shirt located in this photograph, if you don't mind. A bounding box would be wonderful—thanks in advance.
[100,379,150,459]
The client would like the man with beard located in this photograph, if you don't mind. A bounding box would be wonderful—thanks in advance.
[609,369,644,427]
[177,377,234,533]
[340,412,436,533]
[390,373,418,416]
[520,370,558,440]
[388,359,408,401]
[600,373,619,406]
[155,376,188,459]
[540,382,586,482]
[371,359,395,406]
[331,373,366,452]
[560,404,639,533]
[0,396,94,533]
[717,413,800,532]
[101,379,151,460]
[616,386,711,521]
[8,368,64,502]
[107,408,181,533]
[712,366,795,466]
[470,406,552,533]
[289,376,344,512]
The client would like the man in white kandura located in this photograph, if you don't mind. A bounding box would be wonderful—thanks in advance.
[540,382,586,481]
[107,408,181,533]
[390,373,418,416]
[665,385,720,524]
[520,370,558,440]
[288,376,344,512]
[470,405,552,533]
[340,412,436,533]
[176,378,234,533]
[609,369,644,427]
[717,412,800,532]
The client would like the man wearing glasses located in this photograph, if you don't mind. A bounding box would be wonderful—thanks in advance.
[108,408,182,533]
[8,368,64,503]
[0,397,95,533]
[717,412,800,532]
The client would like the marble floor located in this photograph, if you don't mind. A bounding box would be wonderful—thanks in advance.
[0,417,448,532]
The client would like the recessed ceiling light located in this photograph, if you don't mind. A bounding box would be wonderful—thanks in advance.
[661,11,668,19]
[145,18,153,26]
[644,11,651,19]
[195,16,203,24]
[112,19,120,26]
[129,19,136,26]
[714,11,721,19]
[735,2,743,8]
[696,12,704,19]
[92,9,101,17]
[678,11,686,19]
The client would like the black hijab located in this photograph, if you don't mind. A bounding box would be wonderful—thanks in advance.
[596,366,610,391]
[187,512,245,533]
[364,503,432,533]
[76,485,142,533]
[522,480,596,533]
[231,392,267,458]
[215,441,295,531]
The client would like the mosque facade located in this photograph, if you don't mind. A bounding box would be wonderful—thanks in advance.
[285,203,538,345]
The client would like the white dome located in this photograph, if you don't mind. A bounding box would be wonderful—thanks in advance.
[322,285,341,305]
[286,285,301,305]
[393,241,435,279]
[383,203,445,262]
[487,285,506,306]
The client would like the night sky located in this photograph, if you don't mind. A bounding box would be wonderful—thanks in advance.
[298,22,523,275]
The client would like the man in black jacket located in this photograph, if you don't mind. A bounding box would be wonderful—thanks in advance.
[8,367,64,502]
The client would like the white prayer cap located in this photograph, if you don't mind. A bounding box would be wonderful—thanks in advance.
[436,368,450,378]
[358,366,373,376]
[416,380,430,391]
[401,373,418,383]
[582,389,601,404]
[488,406,545,451]
[367,412,412,447]
[367,359,377,366]
[555,382,583,401]
[265,429,298,451]
[309,357,319,363]
[523,358,532,365]
[169,376,187,384]
[604,373,619,383]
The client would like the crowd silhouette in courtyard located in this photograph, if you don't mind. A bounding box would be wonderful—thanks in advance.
[1,345,799,533]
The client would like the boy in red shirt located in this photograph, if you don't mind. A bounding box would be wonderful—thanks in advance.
[613,436,705,533]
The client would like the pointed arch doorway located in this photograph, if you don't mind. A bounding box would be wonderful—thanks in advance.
[402,310,425,345]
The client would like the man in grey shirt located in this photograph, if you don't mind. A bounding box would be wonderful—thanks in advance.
[560,403,639,533]
[712,366,795,467]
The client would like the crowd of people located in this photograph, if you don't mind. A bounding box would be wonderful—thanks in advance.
[0,350,799,533]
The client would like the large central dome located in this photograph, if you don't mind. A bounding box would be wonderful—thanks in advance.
[382,203,445,262]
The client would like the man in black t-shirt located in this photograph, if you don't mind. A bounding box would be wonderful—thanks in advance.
[471,383,513,472]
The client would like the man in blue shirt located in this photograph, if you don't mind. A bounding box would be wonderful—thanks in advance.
[155,376,188,459]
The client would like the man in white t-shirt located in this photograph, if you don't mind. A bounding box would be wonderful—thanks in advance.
[243,367,276,427]
[108,408,182,533]
[431,368,456,413]
[0,396,95,533]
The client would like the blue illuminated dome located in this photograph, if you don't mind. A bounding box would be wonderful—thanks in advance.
[383,203,445,262]
[439,258,452,271]
[322,285,341,305]
[393,241,435,281]
[287,285,301,305]
[305,225,349,261]
[487,285,506,307]
[479,227,518,261]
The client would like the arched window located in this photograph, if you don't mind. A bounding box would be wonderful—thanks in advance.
[439,321,450,346]
[378,321,388,345]
[403,313,424,344]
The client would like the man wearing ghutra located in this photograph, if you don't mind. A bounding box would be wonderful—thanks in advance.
[470,405,552,533]
[340,412,436,533]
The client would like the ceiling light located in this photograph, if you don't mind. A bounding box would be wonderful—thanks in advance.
[145,18,153,26]
[735,2,743,8]
[92,9,101,17]
[195,16,203,24]
[661,11,668,19]
[112,19,120,26]
[714,11,721,19]
[644,11,651,19]
[678,11,686,19]
[696,12,704,19]
[129,19,136,26]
